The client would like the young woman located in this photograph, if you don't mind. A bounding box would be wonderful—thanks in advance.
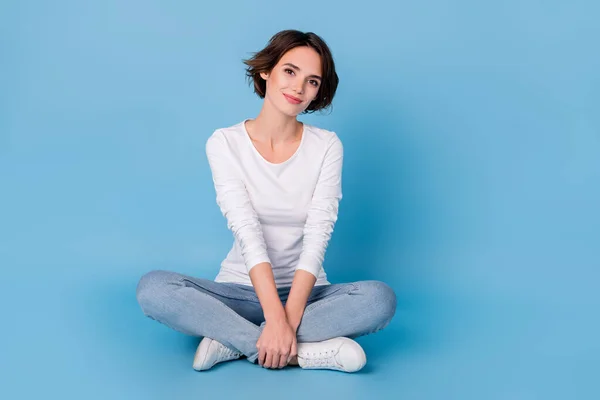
[136,30,397,373]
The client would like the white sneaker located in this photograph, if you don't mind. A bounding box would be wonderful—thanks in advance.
[297,337,367,373]
[192,337,243,371]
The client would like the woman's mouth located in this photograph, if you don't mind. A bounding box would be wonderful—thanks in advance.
[283,93,302,104]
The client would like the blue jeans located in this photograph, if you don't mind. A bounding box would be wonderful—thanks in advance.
[136,270,397,363]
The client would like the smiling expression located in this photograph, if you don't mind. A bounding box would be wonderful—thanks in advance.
[260,46,323,116]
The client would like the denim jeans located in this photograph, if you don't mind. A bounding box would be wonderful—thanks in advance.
[136,270,397,363]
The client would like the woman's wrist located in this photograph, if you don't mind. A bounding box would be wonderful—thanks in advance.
[284,306,303,331]
[264,306,288,322]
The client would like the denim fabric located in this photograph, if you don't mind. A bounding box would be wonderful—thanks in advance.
[136,270,397,363]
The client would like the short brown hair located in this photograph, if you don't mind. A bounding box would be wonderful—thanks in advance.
[243,30,339,114]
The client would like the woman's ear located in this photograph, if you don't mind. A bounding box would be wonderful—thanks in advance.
[260,71,269,80]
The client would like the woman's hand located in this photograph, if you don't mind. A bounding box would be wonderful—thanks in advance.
[256,317,297,369]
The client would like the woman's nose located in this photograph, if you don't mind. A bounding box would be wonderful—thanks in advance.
[292,82,304,94]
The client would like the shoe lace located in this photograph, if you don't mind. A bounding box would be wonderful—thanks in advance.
[300,349,338,367]
[218,344,242,359]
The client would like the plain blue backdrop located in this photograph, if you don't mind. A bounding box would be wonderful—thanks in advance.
[1,0,598,399]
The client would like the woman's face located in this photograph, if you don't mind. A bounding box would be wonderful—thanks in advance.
[260,46,322,117]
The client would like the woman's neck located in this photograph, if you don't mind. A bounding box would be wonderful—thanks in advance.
[248,101,302,145]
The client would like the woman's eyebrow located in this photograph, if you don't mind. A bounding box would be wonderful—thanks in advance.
[283,63,322,80]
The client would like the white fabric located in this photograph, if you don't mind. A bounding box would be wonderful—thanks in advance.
[205,119,343,288]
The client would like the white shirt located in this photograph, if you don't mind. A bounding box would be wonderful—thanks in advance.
[205,119,343,288]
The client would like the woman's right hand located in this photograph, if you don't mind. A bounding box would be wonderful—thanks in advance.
[256,317,297,369]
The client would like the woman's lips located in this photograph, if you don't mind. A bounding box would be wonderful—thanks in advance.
[283,93,302,104]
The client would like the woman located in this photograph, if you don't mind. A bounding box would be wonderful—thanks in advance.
[136,30,397,373]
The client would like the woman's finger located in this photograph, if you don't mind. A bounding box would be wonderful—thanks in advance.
[278,353,288,369]
[257,347,265,367]
[264,352,273,369]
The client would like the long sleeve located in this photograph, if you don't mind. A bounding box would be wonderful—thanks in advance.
[205,130,271,272]
[295,135,344,277]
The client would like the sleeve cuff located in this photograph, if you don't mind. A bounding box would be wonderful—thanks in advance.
[246,253,272,273]
[295,261,321,278]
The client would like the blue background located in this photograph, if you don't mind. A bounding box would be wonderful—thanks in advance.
[1,1,598,399]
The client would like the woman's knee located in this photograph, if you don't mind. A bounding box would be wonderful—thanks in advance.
[356,280,397,325]
[135,270,181,315]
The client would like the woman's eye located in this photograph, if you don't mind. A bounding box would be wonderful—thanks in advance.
[285,69,294,75]
[309,80,319,87]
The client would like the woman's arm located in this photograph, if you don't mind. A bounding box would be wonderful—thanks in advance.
[206,131,294,368]
[287,134,344,329]
[285,270,317,331]
[206,131,285,313]
[249,262,297,369]
[205,131,272,274]
[249,262,287,320]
